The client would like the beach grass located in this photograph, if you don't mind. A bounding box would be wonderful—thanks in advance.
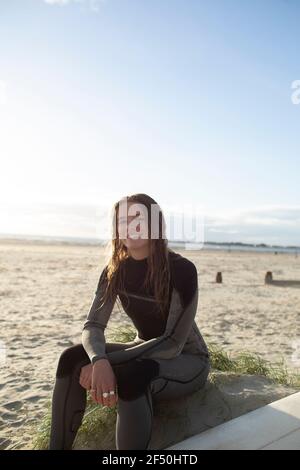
[208,343,300,388]
[31,325,300,450]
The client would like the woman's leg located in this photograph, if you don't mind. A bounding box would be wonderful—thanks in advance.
[151,353,210,403]
[115,353,210,450]
[48,340,140,450]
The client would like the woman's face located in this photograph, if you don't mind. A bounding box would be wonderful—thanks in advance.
[118,202,149,251]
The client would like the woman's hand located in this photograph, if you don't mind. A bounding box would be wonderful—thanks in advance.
[79,363,93,391]
[90,359,118,408]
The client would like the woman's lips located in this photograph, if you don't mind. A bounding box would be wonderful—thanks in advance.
[127,234,141,240]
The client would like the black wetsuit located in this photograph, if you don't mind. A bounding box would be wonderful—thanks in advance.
[49,249,210,450]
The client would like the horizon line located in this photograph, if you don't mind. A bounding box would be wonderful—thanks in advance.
[0,232,299,250]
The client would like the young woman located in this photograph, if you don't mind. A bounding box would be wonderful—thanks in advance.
[49,193,210,450]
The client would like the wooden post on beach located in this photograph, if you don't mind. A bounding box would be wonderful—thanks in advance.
[216,272,222,283]
[265,271,273,284]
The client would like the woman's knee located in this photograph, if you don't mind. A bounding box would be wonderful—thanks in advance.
[152,358,211,402]
[56,343,90,379]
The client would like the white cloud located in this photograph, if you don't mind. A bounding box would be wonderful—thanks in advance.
[205,205,300,226]
[43,0,105,11]
[204,205,300,246]
[45,0,70,4]
[0,201,110,240]
[0,80,7,106]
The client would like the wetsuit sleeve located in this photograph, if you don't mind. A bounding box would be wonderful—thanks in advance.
[105,260,199,366]
[81,266,116,365]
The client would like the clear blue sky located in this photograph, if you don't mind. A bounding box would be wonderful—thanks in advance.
[0,0,299,245]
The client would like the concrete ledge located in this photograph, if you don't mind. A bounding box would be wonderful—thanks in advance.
[166,391,300,450]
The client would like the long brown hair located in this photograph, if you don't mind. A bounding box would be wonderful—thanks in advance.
[98,193,173,320]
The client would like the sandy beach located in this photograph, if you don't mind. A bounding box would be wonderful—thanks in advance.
[0,240,299,449]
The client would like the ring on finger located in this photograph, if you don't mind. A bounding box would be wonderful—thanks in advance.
[103,390,116,397]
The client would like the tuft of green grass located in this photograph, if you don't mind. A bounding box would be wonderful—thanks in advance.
[208,343,300,388]
[31,394,118,450]
[105,323,137,343]
[31,399,52,450]
[31,325,300,449]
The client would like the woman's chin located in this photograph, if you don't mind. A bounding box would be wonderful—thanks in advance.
[122,238,146,249]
